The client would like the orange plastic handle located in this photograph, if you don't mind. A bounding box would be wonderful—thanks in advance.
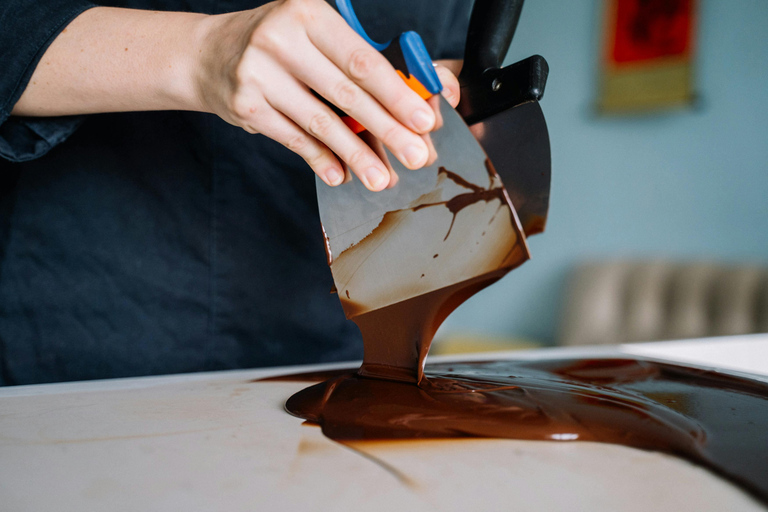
[343,72,434,134]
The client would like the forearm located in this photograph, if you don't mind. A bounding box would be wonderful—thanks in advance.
[11,6,208,116]
[9,0,462,193]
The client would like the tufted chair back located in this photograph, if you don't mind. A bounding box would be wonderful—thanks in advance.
[558,261,768,346]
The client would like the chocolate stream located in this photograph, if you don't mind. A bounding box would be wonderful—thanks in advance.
[291,163,768,505]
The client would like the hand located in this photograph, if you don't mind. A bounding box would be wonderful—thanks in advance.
[194,0,460,191]
[433,60,462,110]
[360,60,462,189]
[11,1,461,191]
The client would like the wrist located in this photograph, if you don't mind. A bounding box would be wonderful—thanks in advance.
[160,12,212,113]
[188,10,249,118]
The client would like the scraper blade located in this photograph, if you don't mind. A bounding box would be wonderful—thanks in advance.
[317,96,530,319]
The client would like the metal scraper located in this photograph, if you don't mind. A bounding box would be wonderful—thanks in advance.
[457,0,552,237]
[318,0,530,320]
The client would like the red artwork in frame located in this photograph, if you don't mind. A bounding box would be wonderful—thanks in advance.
[610,0,695,65]
[599,0,697,112]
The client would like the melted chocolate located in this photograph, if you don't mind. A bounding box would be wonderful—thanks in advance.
[321,224,333,266]
[333,164,525,383]
[288,161,762,504]
[354,271,506,383]
[281,358,768,504]
[330,162,528,331]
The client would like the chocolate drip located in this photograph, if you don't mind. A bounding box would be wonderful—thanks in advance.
[354,271,505,384]
[438,166,484,193]
[412,166,510,241]
[321,223,333,266]
[442,188,506,240]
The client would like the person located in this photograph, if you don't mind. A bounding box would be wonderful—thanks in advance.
[0,0,469,385]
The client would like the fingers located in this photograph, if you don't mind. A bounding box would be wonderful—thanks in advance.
[359,130,399,189]
[420,63,460,167]
[221,0,461,192]
[263,65,392,191]
[433,63,460,108]
[427,95,444,131]
[422,132,437,167]
[285,41,431,171]
[306,3,437,135]
[248,104,347,187]
[433,60,462,107]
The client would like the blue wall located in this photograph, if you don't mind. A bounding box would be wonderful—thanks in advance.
[442,0,768,343]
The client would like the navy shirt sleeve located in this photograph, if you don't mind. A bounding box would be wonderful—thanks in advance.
[0,0,95,162]
[436,0,472,60]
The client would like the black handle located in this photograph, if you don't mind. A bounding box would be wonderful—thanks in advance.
[459,0,525,81]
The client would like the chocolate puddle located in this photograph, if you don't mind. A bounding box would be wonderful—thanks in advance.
[278,358,768,504]
[295,161,768,504]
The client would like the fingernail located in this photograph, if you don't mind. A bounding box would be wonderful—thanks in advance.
[365,167,386,190]
[403,144,428,168]
[325,167,344,186]
[411,109,434,132]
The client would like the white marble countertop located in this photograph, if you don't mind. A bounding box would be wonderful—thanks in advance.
[2,334,767,512]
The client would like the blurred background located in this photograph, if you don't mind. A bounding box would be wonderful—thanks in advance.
[435,0,768,352]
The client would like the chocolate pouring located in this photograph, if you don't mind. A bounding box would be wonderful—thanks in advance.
[289,99,768,505]
[318,97,530,383]
[290,2,768,504]
[290,120,768,508]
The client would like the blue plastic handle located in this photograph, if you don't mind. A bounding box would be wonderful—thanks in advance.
[335,0,442,95]
[399,32,442,95]
[335,0,389,51]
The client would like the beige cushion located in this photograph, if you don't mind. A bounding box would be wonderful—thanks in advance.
[558,261,768,345]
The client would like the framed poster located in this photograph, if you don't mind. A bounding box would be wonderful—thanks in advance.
[598,0,697,113]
